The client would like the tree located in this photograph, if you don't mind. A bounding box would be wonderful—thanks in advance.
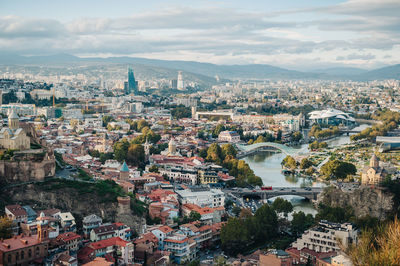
[113,139,130,162]
[291,211,314,237]
[149,165,159,173]
[212,124,226,138]
[346,218,400,265]
[0,216,12,239]
[206,143,223,164]
[137,119,149,132]
[189,211,201,222]
[254,135,267,144]
[300,158,312,169]
[127,144,145,168]
[253,204,279,242]
[221,218,250,255]
[291,131,303,142]
[282,155,297,170]
[272,198,293,217]
[102,115,114,127]
[232,206,241,217]
[221,144,237,158]
[320,160,356,180]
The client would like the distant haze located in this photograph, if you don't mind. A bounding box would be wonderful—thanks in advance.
[0,0,399,70]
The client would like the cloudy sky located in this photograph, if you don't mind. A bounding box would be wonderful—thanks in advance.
[0,0,399,70]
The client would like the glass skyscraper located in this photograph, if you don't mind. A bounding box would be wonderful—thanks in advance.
[127,67,138,95]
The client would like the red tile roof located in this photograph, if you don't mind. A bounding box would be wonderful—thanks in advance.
[0,235,41,252]
[89,237,129,250]
[56,232,81,242]
[5,205,27,217]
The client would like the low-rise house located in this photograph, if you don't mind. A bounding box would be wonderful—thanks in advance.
[149,202,179,224]
[5,204,28,224]
[82,214,102,238]
[151,225,174,250]
[259,249,294,266]
[218,131,240,143]
[56,232,81,252]
[58,212,76,233]
[88,237,134,265]
[163,233,196,264]
[90,224,117,242]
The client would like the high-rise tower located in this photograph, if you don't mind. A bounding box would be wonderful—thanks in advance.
[177,71,184,91]
[127,67,138,95]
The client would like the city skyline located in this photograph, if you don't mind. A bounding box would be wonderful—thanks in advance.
[0,0,399,70]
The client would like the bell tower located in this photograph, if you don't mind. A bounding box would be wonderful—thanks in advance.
[37,212,49,242]
[8,109,19,130]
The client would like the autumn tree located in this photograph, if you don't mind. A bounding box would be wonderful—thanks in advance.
[0,216,12,239]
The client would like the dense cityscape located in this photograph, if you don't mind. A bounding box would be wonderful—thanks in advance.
[1,1,400,266]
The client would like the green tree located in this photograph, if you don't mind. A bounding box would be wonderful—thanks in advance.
[272,198,293,217]
[300,158,312,169]
[291,211,314,237]
[127,144,145,168]
[137,119,149,132]
[282,155,297,170]
[291,131,303,142]
[0,216,12,239]
[221,143,237,158]
[102,115,114,127]
[113,139,130,162]
[221,218,250,255]
[320,160,356,180]
[189,211,201,222]
[232,206,241,217]
[149,165,159,173]
[253,204,279,242]
[206,143,223,164]
[212,124,226,138]
[254,135,267,144]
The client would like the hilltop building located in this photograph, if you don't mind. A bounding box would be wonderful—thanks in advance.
[361,154,387,185]
[0,109,30,150]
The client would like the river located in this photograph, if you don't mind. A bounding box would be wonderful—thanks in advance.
[242,124,369,216]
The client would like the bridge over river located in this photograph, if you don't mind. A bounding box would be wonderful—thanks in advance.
[235,142,301,157]
[227,187,324,201]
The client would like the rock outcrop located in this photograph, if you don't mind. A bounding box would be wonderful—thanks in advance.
[316,186,394,220]
[0,181,145,233]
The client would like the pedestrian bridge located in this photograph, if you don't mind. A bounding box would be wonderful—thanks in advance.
[230,187,324,201]
[235,142,299,156]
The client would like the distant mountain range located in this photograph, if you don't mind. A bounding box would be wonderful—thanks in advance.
[0,53,399,81]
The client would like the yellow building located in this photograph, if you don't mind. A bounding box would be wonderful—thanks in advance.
[0,110,30,151]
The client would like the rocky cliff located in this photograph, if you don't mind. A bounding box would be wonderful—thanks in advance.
[0,180,145,233]
[316,186,394,220]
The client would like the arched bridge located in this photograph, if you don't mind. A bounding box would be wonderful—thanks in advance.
[235,142,299,157]
[229,187,324,201]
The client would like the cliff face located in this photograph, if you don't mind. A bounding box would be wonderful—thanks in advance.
[1,182,145,233]
[316,186,394,220]
[0,149,55,182]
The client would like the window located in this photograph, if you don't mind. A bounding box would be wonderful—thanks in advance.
[16,252,19,261]
[7,254,11,263]
[28,249,32,258]
[21,250,24,260]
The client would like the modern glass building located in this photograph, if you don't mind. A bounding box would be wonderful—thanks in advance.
[127,67,138,95]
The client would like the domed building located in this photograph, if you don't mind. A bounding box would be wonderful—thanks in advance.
[0,109,30,150]
[361,154,387,185]
[161,137,181,156]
